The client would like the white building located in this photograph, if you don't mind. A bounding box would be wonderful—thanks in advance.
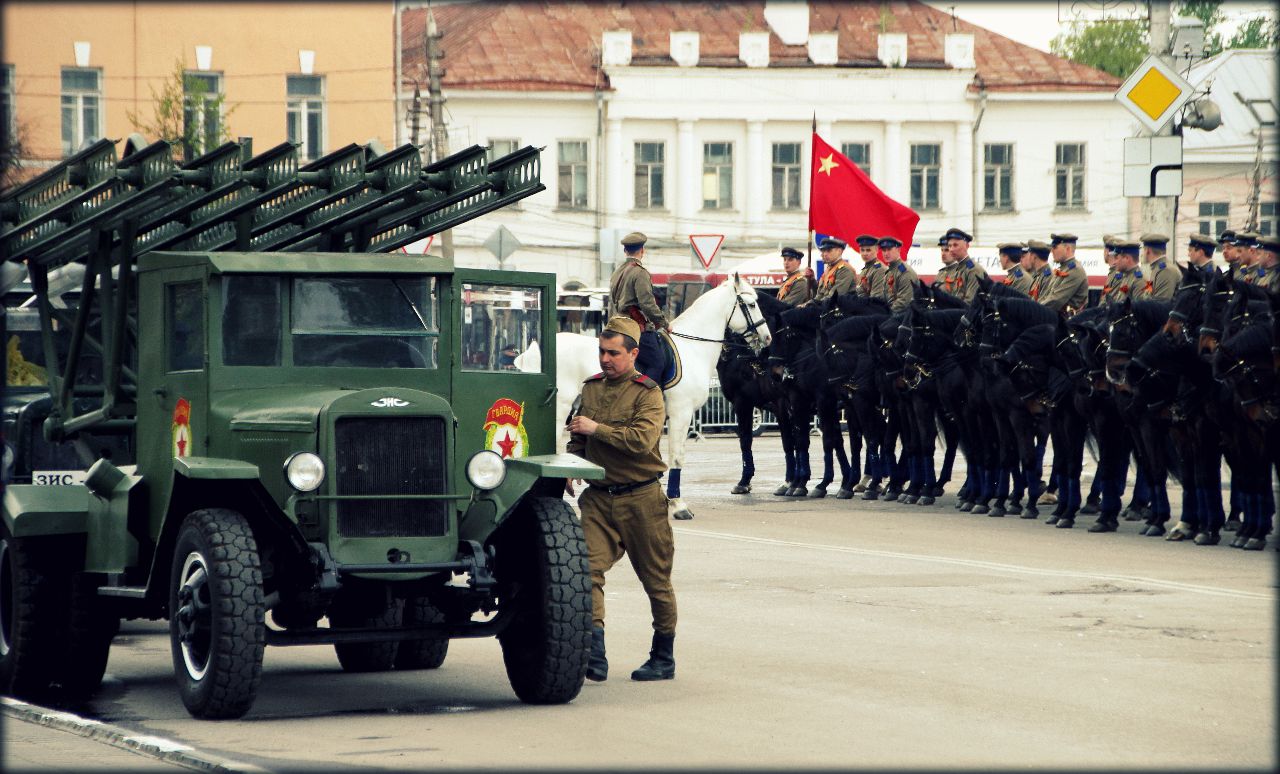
[400,0,1136,286]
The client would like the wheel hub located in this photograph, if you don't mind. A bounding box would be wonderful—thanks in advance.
[176,553,212,680]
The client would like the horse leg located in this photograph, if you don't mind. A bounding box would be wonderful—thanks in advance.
[787,397,814,497]
[731,398,756,495]
[775,401,798,496]
[810,401,839,498]
[935,416,958,498]
[836,403,859,499]
[1053,409,1087,530]
[665,405,696,520]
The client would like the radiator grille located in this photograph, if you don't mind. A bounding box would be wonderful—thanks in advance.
[334,417,448,537]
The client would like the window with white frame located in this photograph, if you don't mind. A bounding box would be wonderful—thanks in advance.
[771,142,802,210]
[286,75,325,162]
[983,143,1014,211]
[1259,202,1277,237]
[61,67,101,157]
[1198,202,1228,237]
[840,142,871,178]
[183,72,223,160]
[909,143,940,211]
[634,141,665,209]
[702,142,733,209]
[1055,143,1086,209]
[486,138,518,161]
[557,140,588,209]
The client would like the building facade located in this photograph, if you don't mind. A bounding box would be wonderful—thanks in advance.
[1,1,395,180]
[401,0,1136,287]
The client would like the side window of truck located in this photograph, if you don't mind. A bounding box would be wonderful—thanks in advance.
[168,281,204,372]
[461,284,543,372]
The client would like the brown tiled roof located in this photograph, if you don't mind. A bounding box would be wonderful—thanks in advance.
[401,0,1119,93]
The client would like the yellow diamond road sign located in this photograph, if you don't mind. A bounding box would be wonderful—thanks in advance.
[1116,55,1196,133]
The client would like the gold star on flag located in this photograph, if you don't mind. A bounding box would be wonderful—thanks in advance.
[818,153,839,176]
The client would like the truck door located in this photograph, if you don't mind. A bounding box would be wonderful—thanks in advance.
[451,269,557,459]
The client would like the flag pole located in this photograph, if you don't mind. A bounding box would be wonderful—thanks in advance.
[807,112,817,271]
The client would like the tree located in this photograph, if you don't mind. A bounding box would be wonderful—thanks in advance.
[126,58,236,162]
[1175,0,1225,55]
[1050,19,1149,79]
[1226,16,1280,49]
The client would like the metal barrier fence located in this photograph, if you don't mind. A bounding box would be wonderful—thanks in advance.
[691,377,778,437]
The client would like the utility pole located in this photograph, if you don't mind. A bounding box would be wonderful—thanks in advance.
[1141,0,1177,244]
[426,8,454,260]
[1246,128,1262,232]
[409,83,422,149]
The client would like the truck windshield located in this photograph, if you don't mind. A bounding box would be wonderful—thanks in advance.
[222,275,438,368]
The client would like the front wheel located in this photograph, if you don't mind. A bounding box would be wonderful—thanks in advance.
[494,497,591,704]
[395,595,449,670]
[169,509,266,719]
[330,584,402,672]
[0,527,64,699]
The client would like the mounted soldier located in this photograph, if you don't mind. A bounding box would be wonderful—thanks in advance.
[777,246,813,306]
[609,231,669,381]
[1023,239,1053,301]
[997,242,1033,294]
[1252,235,1280,291]
[1102,240,1151,306]
[806,236,858,306]
[1039,232,1087,315]
[932,234,955,294]
[941,226,987,303]
[879,235,919,313]
[1139,232,1182,299]
[855,234,888,300]
[1185,233,1218,281]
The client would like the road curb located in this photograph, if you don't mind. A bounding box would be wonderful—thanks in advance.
[1,697,271,773]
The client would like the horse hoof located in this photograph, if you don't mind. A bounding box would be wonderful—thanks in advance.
[808,487,827,499]
[1222,518,1241,532]
[1020,509,1039,520]
[1192,532,1219,545]
[931,486,945,497]
[1230,534,1248,548]
[1088,520,1118,533]
[773,484,791,497]
[1039,492,1059,505]
[1144,524,1166,537]
[958,502,974,513]
[852,475,872,493]
[861,489,881,501]
[904,495,920,505]
[1046,515,1059,525]
[971,504,989,515]
[1079,503,1100,515]
[954,500,967,510]
[1122,508,1144,522]
[917,496,935,507]
[1242,537,1267,551]
[731,484,751,495]
[672,511,694,520]
[1055,518,1074,529]
[787,486,808,497]
[836,489,854,500]
[988,506,1005,517]
[1166,521,1195,541]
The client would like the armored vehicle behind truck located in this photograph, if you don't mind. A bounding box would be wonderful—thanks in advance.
[1,135,601,718]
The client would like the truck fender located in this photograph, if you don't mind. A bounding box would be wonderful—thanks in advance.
[459,453,604,543]
[2,484,90,538]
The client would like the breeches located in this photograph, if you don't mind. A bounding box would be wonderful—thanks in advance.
[579,484,677,634]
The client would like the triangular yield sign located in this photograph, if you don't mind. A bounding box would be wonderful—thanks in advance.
[398,235,436,254]
[689,234,725,269]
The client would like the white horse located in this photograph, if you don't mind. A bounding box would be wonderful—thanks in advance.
[541,274,771,520]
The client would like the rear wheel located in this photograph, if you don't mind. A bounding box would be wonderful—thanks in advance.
[0,528,64,699]
[330,584,402,672]
[494,496,591,704]
[61,573,118,698]
[395,596,449,670]
[169,509,265,719]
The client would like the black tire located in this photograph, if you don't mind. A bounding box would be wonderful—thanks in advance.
[0,527,65,699]
[395,596,449,670]
[169,509,265,719]
[60,573,119,699]
[494,496,591,705]
[330,584,402,672]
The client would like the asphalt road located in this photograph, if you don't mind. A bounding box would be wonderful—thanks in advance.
[7,435,1276,771]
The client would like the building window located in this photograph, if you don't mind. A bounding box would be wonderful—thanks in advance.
[840,142,871,177]
[1198,202,1228,237]
[982,143,1014,211]
[634,141,665,209]
[1259,202,1277,237]
[61,67,101,157]
[1,64,13,153]
[702,142,733,209]
[286,74,325,162]
[183,72,223,160]
[486,138,518,161]
[909,143,940,211]
[557,140,588,209]
[1055,143,1086,209]
[771,142,802,210]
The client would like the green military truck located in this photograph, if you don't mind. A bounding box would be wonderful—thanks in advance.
[0,135,601,718]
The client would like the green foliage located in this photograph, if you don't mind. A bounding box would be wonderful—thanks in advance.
[1226,16,1280,49]
[1050,19,1149,79]
[126,58,236,162]
[1174,0,1225,55]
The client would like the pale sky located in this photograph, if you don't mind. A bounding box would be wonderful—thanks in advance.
[922,1,1278,54]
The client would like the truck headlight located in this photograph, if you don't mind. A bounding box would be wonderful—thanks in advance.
[284,452,325,492]
[466,450,506,490]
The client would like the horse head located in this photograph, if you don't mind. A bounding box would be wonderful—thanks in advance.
[727,272,772,351]
[1198,266,1235,357]
[1164,268,1206,341]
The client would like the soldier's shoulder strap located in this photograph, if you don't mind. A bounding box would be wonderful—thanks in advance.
[585,372,606,383]
[632,374,659,389]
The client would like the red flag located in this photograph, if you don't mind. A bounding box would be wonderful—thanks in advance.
[809,133,920,259]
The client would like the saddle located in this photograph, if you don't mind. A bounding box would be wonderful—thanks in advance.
[636,330,682,390]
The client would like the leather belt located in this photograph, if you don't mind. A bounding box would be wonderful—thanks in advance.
[589,477,660,496]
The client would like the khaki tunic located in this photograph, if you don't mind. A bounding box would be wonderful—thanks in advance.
[1039,259,1088,314]
[609,257,668,329]
[1102,266,1151,306]
[858,260,889,301]
[949,258,988,303]
[933,262,957,294]
[1003,266,1034,295]
[1142,257,1182,300]
[568,368,674,634]
[885,257,919,312]
[1252,264,1279,291]
[1028,265,1053,301]
[777,270,812,306]
[813,259,858,304]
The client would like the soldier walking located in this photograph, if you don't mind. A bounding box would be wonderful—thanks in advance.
[1139,233,1182,299]
[777,246,813,306]
[568,316,678,683]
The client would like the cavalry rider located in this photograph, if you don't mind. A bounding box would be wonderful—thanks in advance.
[1103,240,1151,306]
[940,227,987,303]
[1235,231,1261,282]
[997,242,1034,295]
[1101,235,1119,286]
[777,246,813,306]
[609,231,669,382]
[1039,232,1088,315]
[855,234,888,299]
[879,235,919,313]
[1251,235,1280,291]
[1185,233,1218,280]
[1218,229,1239,271]
[932,234,955,293]
[1139,233,1182,300]
[1023,239,1053,301]
[805,235,858,306]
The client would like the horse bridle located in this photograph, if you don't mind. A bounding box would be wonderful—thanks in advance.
[669,284,768,350]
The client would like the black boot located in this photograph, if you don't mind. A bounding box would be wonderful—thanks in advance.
[586,626,608,681]
[631,631,675,681]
